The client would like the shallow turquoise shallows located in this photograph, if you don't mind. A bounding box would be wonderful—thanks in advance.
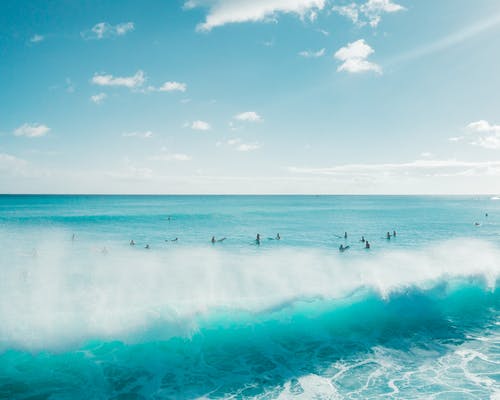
[0,195,499,399]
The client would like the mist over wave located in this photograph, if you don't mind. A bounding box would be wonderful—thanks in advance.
[1,232,498,351]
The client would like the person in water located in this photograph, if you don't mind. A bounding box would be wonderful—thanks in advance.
[339,244,344,251]
[211,236,216,244]
[365,241,370,249]
[130,240,135,246]
[361,236,365,242]
[386,232,391,239]
[344,232,348,239]
[256,234,261,245]
[72,233,76,242]
[145,244,150,249]
[393,230,397,237]
[276,233,281,240]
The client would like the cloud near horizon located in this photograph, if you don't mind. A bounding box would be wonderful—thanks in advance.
[91,70,145,88]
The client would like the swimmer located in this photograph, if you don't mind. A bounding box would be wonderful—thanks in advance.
[474,222,481,226]
[130,240,135,246]
[486,213,488,217]
[256,234,261,245]
[393,230,397,237]
[339,244,344,251]
[386,232,391,239]
[145,244,150,249]
[211,236,216,244]
[276,233,281,240]
[361,236,365,242]
[171,237,178,242]
[344,232,348,239]
[217,237,226,242]
[365,241,370,249]
[339,244,350,252]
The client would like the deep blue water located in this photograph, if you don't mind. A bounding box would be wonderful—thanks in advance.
[0,195,499,399]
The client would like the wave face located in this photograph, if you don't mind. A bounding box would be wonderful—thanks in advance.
[0,238,499,399]
[1,195,500,399]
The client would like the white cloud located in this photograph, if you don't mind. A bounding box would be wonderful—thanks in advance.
[90,93,107,104]
[91,70,145,88]
[289,159,500,178]
[186,0,326,31]
[82,22,135,40]
[150,153,192,161]
[122,131,154,139]
[234,111,262,122]
[465,120,500,149]
[158,81,187,92]
[298,48,326,58]
[14,123,50,138]
[334,39,382,74]
[30,34,44,43]
[333,0,404,27]
[237,143,260,152]
[188,120,211,131]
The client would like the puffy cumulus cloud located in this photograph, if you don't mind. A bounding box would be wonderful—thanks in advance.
[82,22,135,40]
[90,93,107,104]
[122,131,154,139]
[186,120,211,131]
[225,137,261,152]
[157,81,187,92]
[334,39,382,74]
[91,70,145,88]
[186,0,326,31]
[465,120,500,149]
[298,48,326,58]
[234,111,263,122]
[14,123,50,138]
[333,0,404,27]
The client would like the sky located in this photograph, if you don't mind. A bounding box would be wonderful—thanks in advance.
[1,0,500,194]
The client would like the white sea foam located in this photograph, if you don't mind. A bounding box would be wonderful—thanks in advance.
[0,232,498,350]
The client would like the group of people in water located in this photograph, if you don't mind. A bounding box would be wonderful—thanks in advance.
[338,230,396,252]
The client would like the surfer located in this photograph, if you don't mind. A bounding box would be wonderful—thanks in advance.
[386,232,391,239]
[344,232,348,239]
[130,240,135,246]
[276,233,281,240]
[393,230,397,237]
[171,237,178,242]
[256,234,261,245]
[339,244,350,252]
[211,236,216,244]
[365,241,370,249]
[218,237,226,242]
[361,236,365,242]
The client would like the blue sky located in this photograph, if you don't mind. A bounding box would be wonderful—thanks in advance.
[1,0,500,194]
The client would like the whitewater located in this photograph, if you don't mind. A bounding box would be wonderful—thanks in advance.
[0,195,499,399]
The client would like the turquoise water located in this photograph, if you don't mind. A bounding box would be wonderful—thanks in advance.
[0,195,499,399]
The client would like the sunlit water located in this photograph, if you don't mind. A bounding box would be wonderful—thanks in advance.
[0,195,499,399]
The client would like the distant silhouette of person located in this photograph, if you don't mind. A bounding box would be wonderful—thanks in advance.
[130,240,135,246]
[339,244,344,251]
[276,233,281,240]
[211,236,216,244]
[365,241,370,249]
[217,237,226,242]
[485,213,488,217]
[145,244,150,249]
[72,233,76,241]
[386,232,391,239]
[393,230,397,237]
[344,232,348,239]
[171,238,178,242]
[361,236,365,242]
[256,234,261,245]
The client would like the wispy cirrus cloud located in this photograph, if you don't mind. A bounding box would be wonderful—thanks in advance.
[234,111,262,122]
[225,137,261,152]
[122,131,154,139]
[298,48,325,58]
[157,81,187,92]
[30,34,44,43]
[14,123,50,138]
[150,153,192,161]
[185,0,326,31]
[334,39,381,74]
[91,70,145,89]
[82,22,135,40]
[90,93,107,104]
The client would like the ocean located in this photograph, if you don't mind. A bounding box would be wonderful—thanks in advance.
[0,195,499,399]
